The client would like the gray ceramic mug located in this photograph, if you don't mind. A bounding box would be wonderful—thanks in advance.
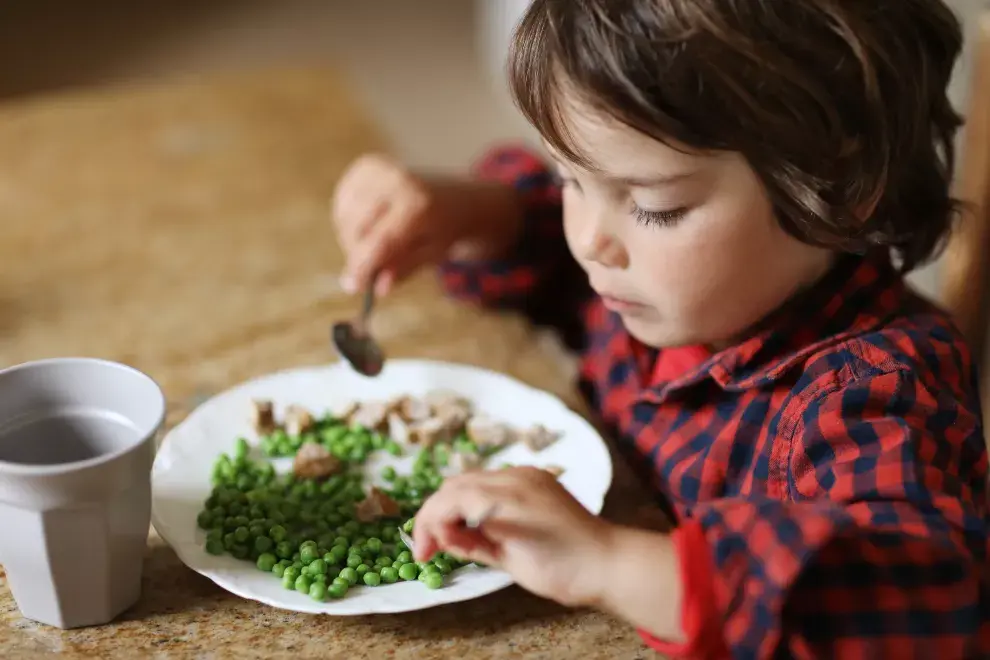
[0,358,165,629]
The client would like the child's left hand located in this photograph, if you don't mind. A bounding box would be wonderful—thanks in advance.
[412,466,613,607]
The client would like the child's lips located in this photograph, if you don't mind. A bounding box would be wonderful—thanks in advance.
[598,293,647,313]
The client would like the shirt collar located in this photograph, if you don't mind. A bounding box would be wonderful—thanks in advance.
[639,251,906,403]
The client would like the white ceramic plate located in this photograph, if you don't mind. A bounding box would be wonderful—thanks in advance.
[151,359,613,615]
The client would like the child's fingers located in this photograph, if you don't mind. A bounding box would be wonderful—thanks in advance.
[413,481,504,561]
[344,205,417,293]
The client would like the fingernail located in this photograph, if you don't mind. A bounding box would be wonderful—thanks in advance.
[339,274,356,294]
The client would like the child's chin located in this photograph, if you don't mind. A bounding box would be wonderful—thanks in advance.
[620,316,685,349]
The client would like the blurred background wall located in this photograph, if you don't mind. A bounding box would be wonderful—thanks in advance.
[0,0,987,299]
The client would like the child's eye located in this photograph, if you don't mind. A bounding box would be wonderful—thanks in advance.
[633,205,687,228]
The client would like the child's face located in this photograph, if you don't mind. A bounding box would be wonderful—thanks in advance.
[551,99,835,348]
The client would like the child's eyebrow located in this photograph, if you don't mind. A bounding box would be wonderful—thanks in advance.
[542,142,698,187]
[602,171,697,187]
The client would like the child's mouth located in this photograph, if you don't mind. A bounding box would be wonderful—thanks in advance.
[599,294,647,314]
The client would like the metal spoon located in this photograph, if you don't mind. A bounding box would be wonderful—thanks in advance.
[332,276,384,377]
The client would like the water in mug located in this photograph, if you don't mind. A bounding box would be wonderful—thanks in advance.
[0,410,141,465]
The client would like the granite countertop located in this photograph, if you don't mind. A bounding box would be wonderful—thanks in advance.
[0,70,662,659]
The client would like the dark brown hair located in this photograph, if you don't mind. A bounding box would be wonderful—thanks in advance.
[508,0,963,271]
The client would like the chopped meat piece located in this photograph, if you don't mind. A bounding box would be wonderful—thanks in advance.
[355,487,401,522]
[424,390,472,416]
[450,451,483,473]
[292,443,343,480]
[337,401,360,419]
[466,415,515,450]
[389,396,433,423]
[521,424,561,451]
[544,465,565,478]
[387,413,410,445]
[284,405,315,437]
[350,401,389,432]
[433,405,469,435]
[408,417,456,447]
[250,400,278,434]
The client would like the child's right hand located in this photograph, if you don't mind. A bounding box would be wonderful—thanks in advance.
[331,153,523,296]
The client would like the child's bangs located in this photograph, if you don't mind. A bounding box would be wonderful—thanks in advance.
[506,2,709,168]
[506,14,593,169]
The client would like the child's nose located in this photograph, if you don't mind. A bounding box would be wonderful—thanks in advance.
[580,228,628,270]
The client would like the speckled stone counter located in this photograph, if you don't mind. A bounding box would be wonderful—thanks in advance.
[0,70,662,659]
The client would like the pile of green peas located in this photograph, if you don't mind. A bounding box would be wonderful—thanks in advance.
[258,414,403,461]
[197,415,476,601]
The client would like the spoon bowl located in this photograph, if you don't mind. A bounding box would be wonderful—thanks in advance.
[332,321,384,377]
[332,276,385,377]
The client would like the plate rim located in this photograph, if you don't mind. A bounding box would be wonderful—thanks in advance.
[151,358,613,615]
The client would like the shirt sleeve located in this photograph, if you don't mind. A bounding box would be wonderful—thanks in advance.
[687,369,989,659]
[638,521,731,659]
[438,145,593,350]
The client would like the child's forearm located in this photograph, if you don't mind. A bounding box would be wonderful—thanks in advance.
[443,179,525,262]
[593,526,685,642]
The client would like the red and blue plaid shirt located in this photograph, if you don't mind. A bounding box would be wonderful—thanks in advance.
[440,147,990,659]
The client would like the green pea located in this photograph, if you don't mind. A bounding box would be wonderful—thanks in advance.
[385,441,402,456]
[363,571,382,587]
[402,518,415,533]
[433,558,452,575]
[330,546,348,564]
[398,563,419,581]
[333,536,350,548]
[380,566,399,584]
[256,552,277,572]
[282,573,298,590]
[197,510,213,529]
[326,565,341,581]
[356,564,370,578]
[309,559,328,575]
[233,526,250,543]
[365,537,383,555]
[339,567,359,585]
[271,563,286,578]
[275,541,294,559]
[392,559,405,569]
[234,437,250,460]
[346,554,363,569]
[205,539,225,555]
[328,580,348,599]
[300,545,320,565]
[422,571,444,590]
[230,544,249,559]
[396,551,413,564]
[223,532,237,550]
[248,523,267,539]
[305,581,327,602]
[294,574,312,594]
[254,536,274,554]
[375,556,393,568]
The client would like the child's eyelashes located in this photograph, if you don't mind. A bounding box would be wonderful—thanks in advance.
[633,205,687,228]
[552,172,686,228]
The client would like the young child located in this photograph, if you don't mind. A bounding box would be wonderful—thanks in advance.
[332,1,990,657]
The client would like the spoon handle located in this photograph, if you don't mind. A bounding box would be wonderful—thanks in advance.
[360,273,377,322]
